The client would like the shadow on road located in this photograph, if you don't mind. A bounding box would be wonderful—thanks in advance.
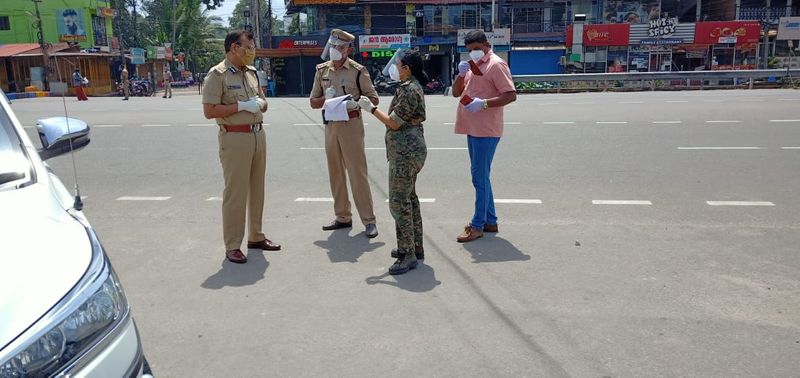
[200,250,269,289]
[365,262,441,292]
[462,234,530,263]
[314,229,385,263]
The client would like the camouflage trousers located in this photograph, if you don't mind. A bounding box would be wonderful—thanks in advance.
[388,154,427,256]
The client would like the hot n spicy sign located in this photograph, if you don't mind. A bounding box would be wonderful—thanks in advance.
[694,21,761,44]
[566,24,631,47]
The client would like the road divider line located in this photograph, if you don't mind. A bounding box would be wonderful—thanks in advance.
[504,122,521,125]
[117,196,171,201]
[596,121,628,124]
[705,120,741,123]
[678,147,761,150]
[443,122,455,125]
[592,200,652,205]
[206,197,222,201]
[295,197,334,202]
[782,147,800,149]
[300,147,325,150]
[769,120,800,123]
[494,199,542,204]
[706,201,775,207]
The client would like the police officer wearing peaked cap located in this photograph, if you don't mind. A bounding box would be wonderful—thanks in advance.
[309,29,380,239]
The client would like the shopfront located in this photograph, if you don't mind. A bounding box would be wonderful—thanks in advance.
[261,36,327,96]
[694,21,761,70]
[628,17,696,72]
[566,24,631,73]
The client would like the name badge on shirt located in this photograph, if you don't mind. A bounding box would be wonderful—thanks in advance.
[226,84,242,90]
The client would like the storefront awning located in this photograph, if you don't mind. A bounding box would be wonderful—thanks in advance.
[256,48,324,58]
[0,44,43,57]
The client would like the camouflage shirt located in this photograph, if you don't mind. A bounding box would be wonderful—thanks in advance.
[386,78,427,170]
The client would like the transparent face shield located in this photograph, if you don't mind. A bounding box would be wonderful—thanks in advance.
[381,48,412,78]
[320,34,351,61]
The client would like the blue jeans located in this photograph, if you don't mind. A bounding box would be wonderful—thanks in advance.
[467,135,500,229]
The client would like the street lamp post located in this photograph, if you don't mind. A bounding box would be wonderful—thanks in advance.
[31,0,49,91]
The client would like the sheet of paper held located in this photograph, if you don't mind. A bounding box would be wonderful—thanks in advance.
[323,95,351,122]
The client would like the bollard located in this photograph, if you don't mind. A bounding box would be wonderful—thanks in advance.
[749,77,754,90]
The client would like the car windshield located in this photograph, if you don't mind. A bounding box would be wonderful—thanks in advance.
[0,100,33,187]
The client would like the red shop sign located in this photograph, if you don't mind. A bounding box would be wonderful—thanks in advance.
[694,21,761,45]
[567,24,631,47]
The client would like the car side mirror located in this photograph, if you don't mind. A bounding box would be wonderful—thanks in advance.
[36,117,91,161]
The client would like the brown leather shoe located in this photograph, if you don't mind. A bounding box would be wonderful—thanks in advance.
[483,224,498,233]
[247,239,281,251]
[457,225,484,243]
[225,249,247,264]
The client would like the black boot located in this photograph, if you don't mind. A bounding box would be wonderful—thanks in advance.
[389,253,418,275]
[391,248,424,260]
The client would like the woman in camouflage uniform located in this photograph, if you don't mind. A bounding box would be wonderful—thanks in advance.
[359,50,428,275]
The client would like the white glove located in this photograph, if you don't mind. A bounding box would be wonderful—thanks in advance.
[237,98,260,114]
[325,87,336,99]
[346,99,359,110]
[255,97,268,111]
[457,61,470,77]
[358,96,375,113]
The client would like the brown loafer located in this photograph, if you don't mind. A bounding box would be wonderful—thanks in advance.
[457,225,484,243]
[225,249,247,264]
[483,224,498,233]
[247,238,281,251]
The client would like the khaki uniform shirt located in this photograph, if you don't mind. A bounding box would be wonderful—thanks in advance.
[121,70,129,82]
[310,58,378,124]
[202,58,265,125]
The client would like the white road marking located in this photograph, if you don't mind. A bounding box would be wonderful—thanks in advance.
[666,100,688,103]
[117,196,171,201]
[299,147,325,150]
[652,121,682,124]
[596,121,628,124]
[443,122,456,125]
[494,199,542,204]
[592,200,652,205]
[141,124,171,127]
[543,121,575,125]
[206,197,222,201]
[94,124,122,128]
[295,197,334,202]
[706,201,775,207]
[769,119,800,123]
[781,147,800,149]
[705,120,741,123]
[504,122,521,125]
[385,198,436,203]
[678,147,762,150]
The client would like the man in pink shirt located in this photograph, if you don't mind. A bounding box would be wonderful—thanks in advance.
[452,30,517,243]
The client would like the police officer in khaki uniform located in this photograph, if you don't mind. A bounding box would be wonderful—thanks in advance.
[310,29,379,238]
[163,65,172,99]
[202,30,280,264]
[121,66,130,100]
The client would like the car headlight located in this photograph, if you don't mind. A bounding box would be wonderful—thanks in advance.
[0,230,128,377]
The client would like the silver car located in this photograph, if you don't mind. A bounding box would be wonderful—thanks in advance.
[0,90,151,376]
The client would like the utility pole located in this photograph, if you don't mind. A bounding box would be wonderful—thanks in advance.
[31,0,49,91]
[267,0,272,48]
[253,0,262,48]
[171,0,177,73]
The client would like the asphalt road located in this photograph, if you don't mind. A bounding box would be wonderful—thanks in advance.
[11,89,800,377]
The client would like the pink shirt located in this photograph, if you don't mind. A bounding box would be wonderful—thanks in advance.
[454,50,516,138]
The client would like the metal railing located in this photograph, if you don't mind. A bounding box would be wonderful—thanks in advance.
[512,69,800,93]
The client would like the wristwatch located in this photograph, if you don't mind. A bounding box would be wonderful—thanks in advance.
[482,101,489,110]
[370,107,377,114]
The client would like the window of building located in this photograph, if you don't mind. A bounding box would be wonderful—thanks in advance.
[461,5,478,28]
[0,16,10,31]
[513,6,544,33]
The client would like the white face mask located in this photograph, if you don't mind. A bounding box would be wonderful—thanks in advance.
[388,64,401,81]
[329,47,343,61]
[469,49,485,62]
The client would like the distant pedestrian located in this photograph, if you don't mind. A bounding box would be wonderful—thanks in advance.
[451,30,517,243]
[359,49,428,275]
[202,30,280,264]
[163,66,172,98]
[72,69,88,101]
[121,66,130,100]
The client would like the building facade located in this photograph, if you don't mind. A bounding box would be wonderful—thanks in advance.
[0,0,115,50]
[269,0,799,95]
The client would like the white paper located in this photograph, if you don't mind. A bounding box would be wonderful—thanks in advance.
[323,95,351,122]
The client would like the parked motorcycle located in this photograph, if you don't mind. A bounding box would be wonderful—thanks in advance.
[423,78,444,94]
[373,74,399,96]
[116,79,153,97]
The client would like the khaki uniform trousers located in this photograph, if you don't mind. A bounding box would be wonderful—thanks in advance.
[324,119,376,226]
[164,81,172,97]
[219,128,267,250]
